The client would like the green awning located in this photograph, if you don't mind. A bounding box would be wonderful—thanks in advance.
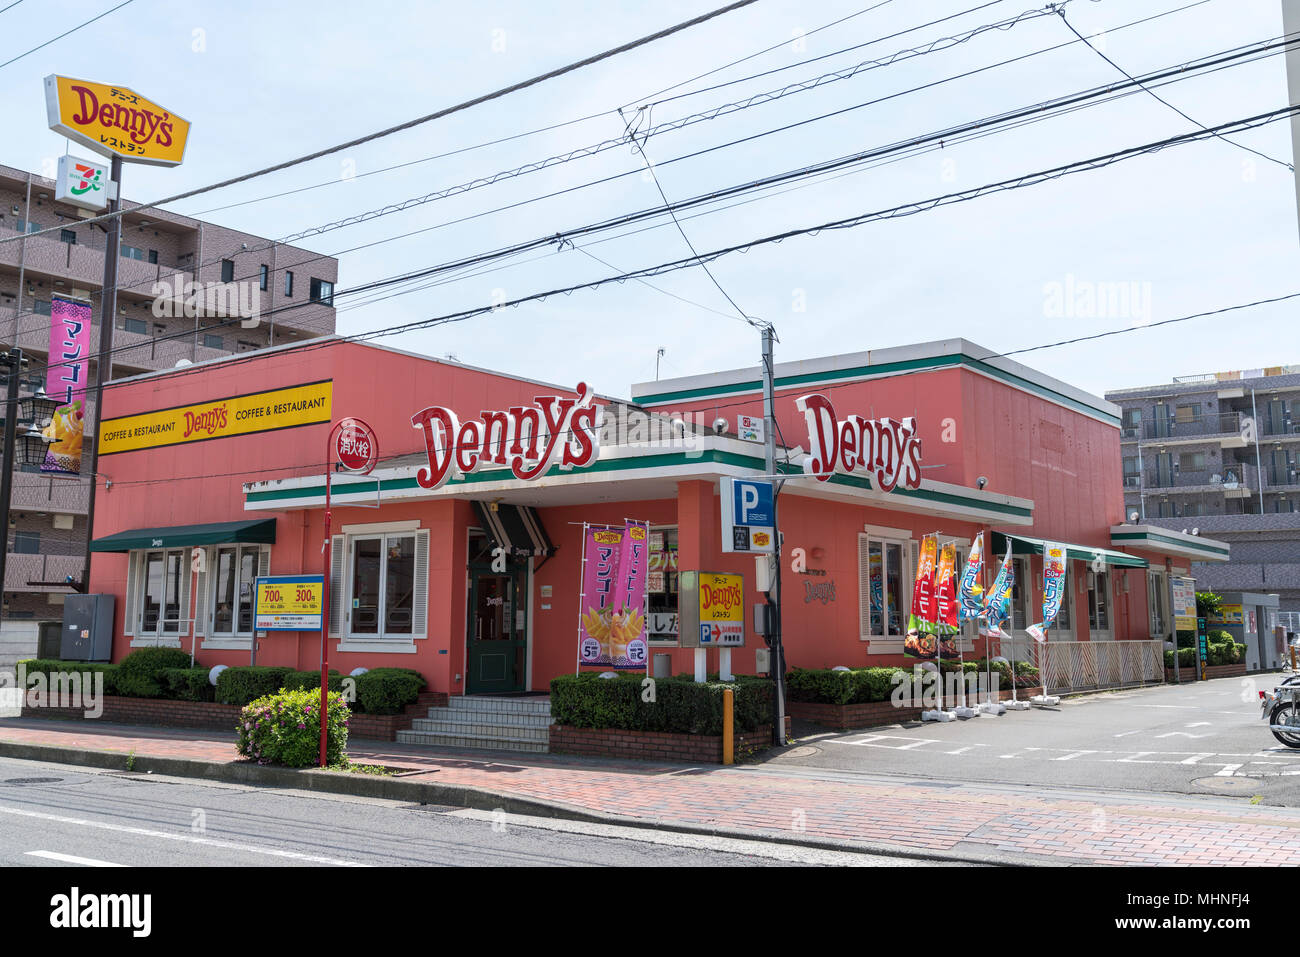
[90,518,277,553]
[991,532,1148,569]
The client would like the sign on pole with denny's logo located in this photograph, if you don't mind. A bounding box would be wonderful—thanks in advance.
[44,75,191,166]
[98,381,332,455]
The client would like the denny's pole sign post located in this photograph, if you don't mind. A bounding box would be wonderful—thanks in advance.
[98,381,332,455]
[44,75,191,166]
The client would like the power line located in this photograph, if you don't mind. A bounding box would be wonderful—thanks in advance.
[26,40,1296,383]
[1055,6,1293,171]
[27,0,1220,329]
[1,0,760,244]
[0,0,134,71]
[78,102,1300,400]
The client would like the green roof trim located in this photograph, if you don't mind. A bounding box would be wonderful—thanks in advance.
[993,532,1148,569]
[635,352,1120,426]
[1110,530,1230,558]
[245,448,1033,519]
[90,518,277,553]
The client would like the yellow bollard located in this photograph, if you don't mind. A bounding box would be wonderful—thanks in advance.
[1292,646,1296,671]
[722,687,734,765]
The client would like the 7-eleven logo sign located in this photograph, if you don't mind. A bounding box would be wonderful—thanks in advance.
[55,154,113,211]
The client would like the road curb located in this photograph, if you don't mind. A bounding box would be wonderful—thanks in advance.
[0,737,1043,867]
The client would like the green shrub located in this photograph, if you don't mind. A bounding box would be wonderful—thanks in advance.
[354,668,425,715]
[550,673,772,734]
[281,670,343,695]
[16,659,119,696]
[236,688,349,767]
[114,648,196,698]
[215,666,295,706]
[157,667,214,702]
[1164,648,1196,668]
[785,667,914,705]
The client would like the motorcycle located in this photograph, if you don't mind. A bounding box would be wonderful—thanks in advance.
[1261,674,1300,748]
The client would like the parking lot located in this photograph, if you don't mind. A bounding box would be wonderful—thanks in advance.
[771,675,1300,806]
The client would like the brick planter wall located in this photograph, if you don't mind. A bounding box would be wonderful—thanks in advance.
[550,718,793,763]
[1165,663,1247,684]
[19,690,447,741]
[788,687,1044,731]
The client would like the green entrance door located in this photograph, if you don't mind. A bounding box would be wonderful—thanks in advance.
[466,566,528,694]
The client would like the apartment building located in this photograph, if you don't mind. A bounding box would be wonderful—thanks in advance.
[1106,366,1300,625]
[0,161,337,659]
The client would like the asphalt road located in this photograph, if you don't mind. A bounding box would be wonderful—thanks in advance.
[769,675,1300,805]
[0,756,925,867]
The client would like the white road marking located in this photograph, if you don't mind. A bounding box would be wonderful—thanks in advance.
[1113,730,1143,738]
[1179,754,1216,765]
[945,747,974,755]
[1215,764,1244,777]
[1156,732,1211,739]
[0,803,367,867]
[1186,722,1211,728]
[1052,751,1096,761]
[25,850,124,867]
[1117,752,1155,763]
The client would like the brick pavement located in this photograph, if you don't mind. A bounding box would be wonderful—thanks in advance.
[3,717,1300,865]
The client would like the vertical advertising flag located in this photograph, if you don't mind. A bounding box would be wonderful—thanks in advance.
[610,521,650,670]
[958,534,985,622]
[578,526,623,667]
[905,535,939,659]
[935,542,960,634]
[981,543,1015,637]
[42,296,92,475]
[1026,542,1067,643]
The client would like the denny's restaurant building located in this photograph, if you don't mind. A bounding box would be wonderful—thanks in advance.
[87,337,1229,695]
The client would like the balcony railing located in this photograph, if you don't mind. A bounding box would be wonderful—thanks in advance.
[3,553,84,592]
[1143,412,1242,441]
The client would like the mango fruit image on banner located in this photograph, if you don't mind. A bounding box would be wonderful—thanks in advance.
[42,400,84,475]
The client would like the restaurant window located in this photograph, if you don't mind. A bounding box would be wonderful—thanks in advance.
[1087,569,1110,634]
[221,259,234,283]
[1148,571,1168,638]
[209,545,264,636]
[858,533,911,649]
[647,527,679,644]
[1011,556,1032,631]
[130,549,189,642]
[342,532,426,639]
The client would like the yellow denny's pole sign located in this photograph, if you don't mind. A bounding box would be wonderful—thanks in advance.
[44,75,191,166]
[98,381,333,455]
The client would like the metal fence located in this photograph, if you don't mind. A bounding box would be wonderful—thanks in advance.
[999,637,1165,694]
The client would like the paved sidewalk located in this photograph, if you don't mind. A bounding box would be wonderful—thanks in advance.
[3,716,1300,865]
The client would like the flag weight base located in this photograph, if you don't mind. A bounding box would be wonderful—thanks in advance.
[922,709,957,722]
[1030,695,1060,707]
[953,706,978,719]
[976,701,1005,715]
[1004,699,1031,711]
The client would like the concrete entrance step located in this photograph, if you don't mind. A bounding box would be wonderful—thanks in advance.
[417,708,550,730]
[409,718,549,742]
[446,695,551,715]
[394,728,549,753]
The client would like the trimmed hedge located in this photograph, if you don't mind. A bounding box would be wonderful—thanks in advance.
[280,669,344,694]
[215,666,295,707]
[354,668,426,715]
[16,659,120,695]
[115,647,197,698]
[550,672,773,734]
[157,667,214,702]
[785,667,913,705]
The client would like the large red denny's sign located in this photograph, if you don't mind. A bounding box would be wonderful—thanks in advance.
[411,383,600,489]
[795,393,923,492]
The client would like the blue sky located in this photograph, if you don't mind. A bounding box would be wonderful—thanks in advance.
[3,0,1297,402]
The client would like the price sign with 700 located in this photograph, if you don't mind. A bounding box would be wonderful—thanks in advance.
[254,575,325,631]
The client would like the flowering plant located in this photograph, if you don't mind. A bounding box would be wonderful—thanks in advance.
[236,687,350,767]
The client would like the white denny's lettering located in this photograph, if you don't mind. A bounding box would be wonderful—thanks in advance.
[410,382,601,489]
[794,392,922,491]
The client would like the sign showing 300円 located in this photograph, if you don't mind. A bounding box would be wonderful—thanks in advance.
[98,381,332,455]
[254,575,324,631]
[44,75,191,166]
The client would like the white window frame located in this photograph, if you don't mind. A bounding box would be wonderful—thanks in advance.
[858,532,915,654]
[646,524,680,647]
[128,547,190,648]
[333,527,429,654]
[1147,569,1169,640]
[200,544,270,651]
[1087,567,1114,640]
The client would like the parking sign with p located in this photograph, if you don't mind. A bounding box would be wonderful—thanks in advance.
[721,477,775,553]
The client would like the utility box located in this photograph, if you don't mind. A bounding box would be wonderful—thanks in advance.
[60,593,115,662]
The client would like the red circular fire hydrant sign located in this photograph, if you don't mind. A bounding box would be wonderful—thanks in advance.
[335,417,378,474]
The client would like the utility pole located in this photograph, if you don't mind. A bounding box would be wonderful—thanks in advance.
[80,156,122,595]
[0,350,25,618]
[1283,0,1300,241]
[761,324,786,746]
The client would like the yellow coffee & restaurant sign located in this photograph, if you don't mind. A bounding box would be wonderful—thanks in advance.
[45,75,191,166]
[98,381,332,455]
